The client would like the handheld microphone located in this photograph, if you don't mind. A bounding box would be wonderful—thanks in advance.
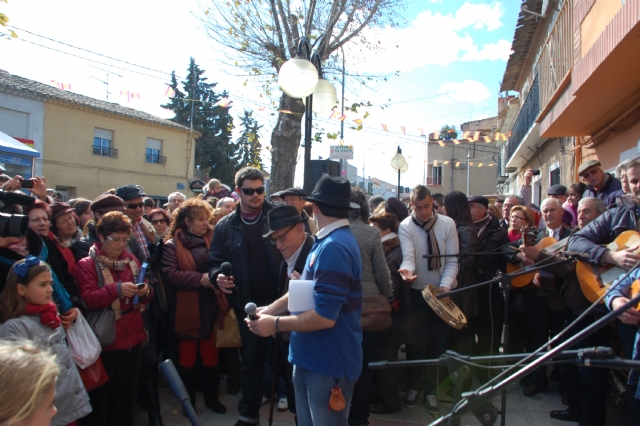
[221,262,233,278]
[159,360,201,426]
[245,302,258,320]
[563,251,590,260]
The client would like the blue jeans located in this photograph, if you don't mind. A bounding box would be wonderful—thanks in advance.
[293,365,357,426]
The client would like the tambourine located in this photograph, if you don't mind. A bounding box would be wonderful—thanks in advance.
[422,284,467,330]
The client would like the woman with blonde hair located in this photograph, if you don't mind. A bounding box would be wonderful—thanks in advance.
[0,339,60,426]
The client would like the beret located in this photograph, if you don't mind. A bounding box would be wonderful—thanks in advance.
[468,195,489,209]
[547,184,568,196]
[577,159,601,176]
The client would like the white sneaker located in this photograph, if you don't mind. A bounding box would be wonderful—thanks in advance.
[261,396,269,406]
[277,397,288,412]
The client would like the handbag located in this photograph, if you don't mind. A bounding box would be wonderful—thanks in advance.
[215,309,242,348]
[66,310,101,369]
[86,259,116,347]
[360,295,392,332]
[78,357,109,392]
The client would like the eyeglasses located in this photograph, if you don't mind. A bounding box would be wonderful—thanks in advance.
[127,202,144,209]
[106,236,130,244]
[581,168,599,178]
[511,215,527,221]
[270,225,296,245]
[151,219,166,225]
[240,186,265,196]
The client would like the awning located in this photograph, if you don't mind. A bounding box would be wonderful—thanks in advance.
[0,130,40,158]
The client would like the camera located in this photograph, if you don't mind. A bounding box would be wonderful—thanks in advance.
[532,170,541,176]
[0,213,28,238]
[19,179,35,189]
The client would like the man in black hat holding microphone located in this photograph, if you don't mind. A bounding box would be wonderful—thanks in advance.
[247,175,363,426]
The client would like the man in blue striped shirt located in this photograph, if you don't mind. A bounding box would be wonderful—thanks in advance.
[247,175,362,425]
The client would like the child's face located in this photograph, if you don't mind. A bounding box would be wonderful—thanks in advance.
[17,271,53,305]
[212,184,222,193]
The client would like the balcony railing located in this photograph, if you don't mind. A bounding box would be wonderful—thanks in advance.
[92,146,118,158]
[426,176,442,186]
[507,74,540,161]
[145,154,167,165]
[538,0,573,111]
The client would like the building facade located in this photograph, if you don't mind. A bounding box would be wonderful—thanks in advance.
[497,0,640,201]
[0,70,197,201]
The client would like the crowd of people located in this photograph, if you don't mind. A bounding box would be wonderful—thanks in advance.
[0,157,640,426]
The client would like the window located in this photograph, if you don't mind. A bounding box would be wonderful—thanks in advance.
[427,165,443,185]
[93,128,117,158]
[549,161,560,186]
[146,138,165,164]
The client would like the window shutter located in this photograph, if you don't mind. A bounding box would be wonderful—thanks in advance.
[146,138,162,151]
[94,128,113,141]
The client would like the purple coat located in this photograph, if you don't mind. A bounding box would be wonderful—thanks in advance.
[162,232,218,340]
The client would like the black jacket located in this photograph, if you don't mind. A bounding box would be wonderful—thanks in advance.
[474,216,508,284]
[278,234,314,299]
[208,202,282,311]
[455,225,478,317]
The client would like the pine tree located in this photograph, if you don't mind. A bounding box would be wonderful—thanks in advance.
[161,58,238,186]
[236,110,264,170]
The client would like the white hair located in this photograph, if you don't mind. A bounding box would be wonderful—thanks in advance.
[168,192,186,202]
[578,197,606,214]
[216,197,235,207]
[541,197,563,210]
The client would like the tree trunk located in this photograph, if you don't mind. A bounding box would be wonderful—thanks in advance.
[269,94,304,192]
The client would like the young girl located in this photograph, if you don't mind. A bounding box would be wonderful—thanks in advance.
[0,256,92,426]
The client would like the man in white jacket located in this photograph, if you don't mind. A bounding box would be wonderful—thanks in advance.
[398,185,459,414]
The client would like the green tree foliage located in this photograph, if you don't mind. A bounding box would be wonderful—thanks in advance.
[440,124,459,140]
[236,110,264,170]
[161,58,239,186]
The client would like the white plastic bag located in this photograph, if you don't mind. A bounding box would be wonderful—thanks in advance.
[66,310,101,369]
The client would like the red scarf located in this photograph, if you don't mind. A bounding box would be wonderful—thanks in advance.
[49,231,77,275]
[24,303,61,329]
[508,229,522,242]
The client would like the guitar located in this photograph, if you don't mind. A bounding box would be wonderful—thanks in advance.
[576,230,640,303]
[506,227,571,288]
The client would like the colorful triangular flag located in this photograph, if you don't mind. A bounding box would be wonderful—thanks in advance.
[164,86,175,98]
[418,128,424,136]
[381,124,388,132]
[352,118,363,125]
[400,126,406,134]
[216,98,232,108]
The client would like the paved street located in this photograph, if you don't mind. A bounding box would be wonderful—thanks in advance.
[136,371,630,426]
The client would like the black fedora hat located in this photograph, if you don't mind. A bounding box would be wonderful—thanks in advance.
[263,204,307,237]
[302,175,360,210]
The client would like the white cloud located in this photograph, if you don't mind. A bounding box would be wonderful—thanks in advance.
[349,2,509,73]
[438,80,492,104]
[461,39,512,61]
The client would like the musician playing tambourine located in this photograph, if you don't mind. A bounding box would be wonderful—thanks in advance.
[520,197,609,424]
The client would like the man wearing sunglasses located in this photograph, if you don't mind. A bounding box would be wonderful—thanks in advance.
[115,184,158,260]
[208,166,283,426]
[579,159,623,208]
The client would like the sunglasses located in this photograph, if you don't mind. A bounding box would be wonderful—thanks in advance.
[240,186,265,196]
[127,202,144,209]
[270,225,296,245]
[151,219,166,225]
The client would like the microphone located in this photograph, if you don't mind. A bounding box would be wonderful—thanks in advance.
[563,251,590,260]
[133,261,149,305]
[245,302,258,320]
[159,360,201,426]
[221,262,233,278]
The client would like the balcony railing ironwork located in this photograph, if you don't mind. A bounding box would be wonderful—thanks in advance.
[92,146,118,158]
[507,74,540,161]
[538,0,573,111]
[145,154,167,164]
[426,176,442,186]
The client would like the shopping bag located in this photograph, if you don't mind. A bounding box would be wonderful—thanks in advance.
[66,310,102,369]
[215,310,242,348]
[78,357,109,392]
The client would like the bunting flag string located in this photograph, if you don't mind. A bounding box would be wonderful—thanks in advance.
[431,160,496,168]
[120,91,142,102]
[50,80,71,91]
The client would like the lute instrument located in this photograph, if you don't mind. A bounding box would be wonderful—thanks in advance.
[506,227,570,288]
[576,230,640,303]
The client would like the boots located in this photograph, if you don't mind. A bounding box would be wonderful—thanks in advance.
[140,364,165,426]
[177,364,198,409]
[202,366,226,414]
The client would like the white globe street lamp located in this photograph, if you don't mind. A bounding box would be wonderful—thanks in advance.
[278,56,319,99]
[390,145,408,198]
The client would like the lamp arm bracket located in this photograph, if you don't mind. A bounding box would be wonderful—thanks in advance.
[296,37,312,60]
[310,53,323,77]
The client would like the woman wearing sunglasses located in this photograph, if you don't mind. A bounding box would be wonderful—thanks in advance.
[148,208,172,240]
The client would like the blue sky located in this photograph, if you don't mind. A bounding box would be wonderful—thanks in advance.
[0,0,520,188]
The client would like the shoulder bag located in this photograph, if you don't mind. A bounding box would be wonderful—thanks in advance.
[85,260,116,347]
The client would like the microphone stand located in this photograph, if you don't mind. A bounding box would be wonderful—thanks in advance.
[423,256,575,426]
[427,290,640,426]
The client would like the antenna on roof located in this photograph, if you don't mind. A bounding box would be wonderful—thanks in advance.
[89,65,122,102]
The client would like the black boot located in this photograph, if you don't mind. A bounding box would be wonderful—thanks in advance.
[142,366,165,426]
[178,365,197,409]
[203,366,226,414]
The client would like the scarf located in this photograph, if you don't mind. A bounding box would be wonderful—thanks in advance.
[49,231,77,276]
[91,249,140,321]
[412,212,441,270]
[174,229,212,338]
[24,302,61,329]
[508,229,522,242]
[473,213,493,238]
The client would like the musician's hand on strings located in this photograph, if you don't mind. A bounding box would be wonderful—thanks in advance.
[516,252,535,266]
[519,245,541,262]
[532,272,541,288]
[611,296,640,324]
[606,245,640,270]
[398,269,417,282]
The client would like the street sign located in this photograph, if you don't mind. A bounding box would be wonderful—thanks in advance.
[329,145,354,160]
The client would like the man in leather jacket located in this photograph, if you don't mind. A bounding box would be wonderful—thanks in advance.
[208,167,283,426]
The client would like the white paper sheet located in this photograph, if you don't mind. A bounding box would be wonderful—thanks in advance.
[288,280,316,314]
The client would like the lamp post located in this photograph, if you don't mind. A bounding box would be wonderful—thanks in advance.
[278,37,337,193]
[390,145,408,198]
